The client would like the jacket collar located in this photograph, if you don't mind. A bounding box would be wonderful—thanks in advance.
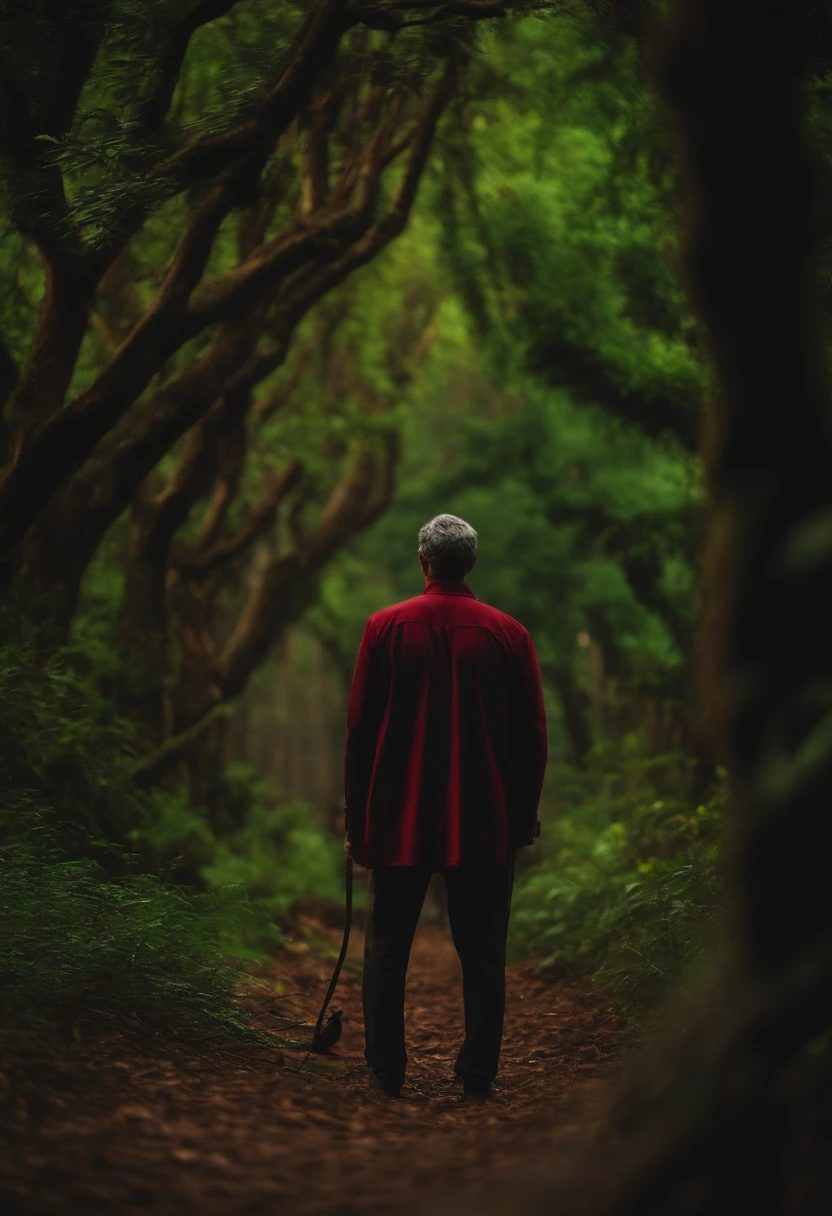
[423,580,476,599]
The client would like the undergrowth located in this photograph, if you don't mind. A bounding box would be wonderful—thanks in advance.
[0,641,338,1041]
[509,733,725,1019]
[0,633,725,1041]
[0,820,249,1037]
[142,765,344,940]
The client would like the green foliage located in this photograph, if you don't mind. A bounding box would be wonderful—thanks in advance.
[0,643,255,1037]
[0,818,247,1036]
[0,639,147,844]
[509,735,725,1016]
[0,640,336,1035]
[445,16,705,443]
[201,777,345,919]
[138,765,346,960]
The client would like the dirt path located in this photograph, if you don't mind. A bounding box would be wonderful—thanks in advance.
[0,919,622,1215]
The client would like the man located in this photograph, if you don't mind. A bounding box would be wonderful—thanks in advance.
[344,514,548,1100]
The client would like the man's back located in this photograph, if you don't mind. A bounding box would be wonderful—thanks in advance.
[345,579,547,868]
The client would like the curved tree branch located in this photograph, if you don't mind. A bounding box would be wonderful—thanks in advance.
[150,1,351,194]
[130,701,235,788]
[213,430,398,702]
[176,459,304,579]
[135,1,245,133]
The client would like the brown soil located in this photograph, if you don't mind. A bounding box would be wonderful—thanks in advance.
[0,917,622,1215]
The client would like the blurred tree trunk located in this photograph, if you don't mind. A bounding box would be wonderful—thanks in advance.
[507,0,831,1211]
[588,638,606,738]
[549,665,594,765]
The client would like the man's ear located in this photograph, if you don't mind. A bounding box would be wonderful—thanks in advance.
[468,553,477,573]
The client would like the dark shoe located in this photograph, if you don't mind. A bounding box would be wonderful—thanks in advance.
[462,1080,493,1102]
[368,1072,402,1098]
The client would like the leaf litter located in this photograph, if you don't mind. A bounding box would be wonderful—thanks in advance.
[0,920,623,1214]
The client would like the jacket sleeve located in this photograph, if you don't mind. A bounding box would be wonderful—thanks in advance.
[344,619,388,856]
[507,629,548,846]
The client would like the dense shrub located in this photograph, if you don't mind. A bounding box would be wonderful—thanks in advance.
[0,821,248,1036]
[0,643,148,848]
[0,644,340,1034]
[510,734,725,1016]
[139,766,347,959]
[201,772,344,916]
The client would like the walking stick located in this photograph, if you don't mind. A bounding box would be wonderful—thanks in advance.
[308,854,354,1055]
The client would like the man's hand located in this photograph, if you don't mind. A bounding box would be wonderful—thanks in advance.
[344,836,366,868]
[514,820,541,849]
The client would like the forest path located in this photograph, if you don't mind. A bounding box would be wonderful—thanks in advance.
[1,915,622,1215]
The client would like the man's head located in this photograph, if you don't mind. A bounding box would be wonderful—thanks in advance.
[418,514,478,583]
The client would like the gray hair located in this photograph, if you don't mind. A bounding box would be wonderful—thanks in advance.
[418,514,478,577]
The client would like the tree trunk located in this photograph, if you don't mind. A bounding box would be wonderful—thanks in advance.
[549,665,594,765]
[114,493,174,743]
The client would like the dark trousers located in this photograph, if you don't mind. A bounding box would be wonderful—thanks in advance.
[363,865,512,1088]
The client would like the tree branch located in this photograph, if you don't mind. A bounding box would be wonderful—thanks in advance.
[188,88,411,328]
[264,57,460,336]
[0,2,109,253]
[301,87,345,215]
[135,1,244,133]
[150,0,351,194]
[66,310,277,551]
[357,0,509,29]
[176,460,304,579]
[0,179,244,559]
[186,205,364,327]
[254,341,316,424]
[193,418,249,552]
[147,393,252,559]
[130,701,235,788]
[214,431,398,699]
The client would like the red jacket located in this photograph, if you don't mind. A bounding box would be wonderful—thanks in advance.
[344,579,547,868]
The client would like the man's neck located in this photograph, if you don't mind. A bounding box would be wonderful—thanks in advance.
[425,574,466,587]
